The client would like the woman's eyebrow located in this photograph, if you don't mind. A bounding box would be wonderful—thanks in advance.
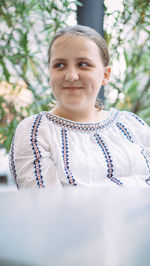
[51,57,94,64]
[51,58,66,64]
[76,57,95,64]
[76,56,93,61]
[76,57,92,60]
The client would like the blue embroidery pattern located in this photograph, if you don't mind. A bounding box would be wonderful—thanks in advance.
[130,112,145,126]
[116,121,150,185]
[10,137,18,188]
[116,122,133,142]
[46,109,119,133]
[61,128,77,186]
[31,114,45,188]
[141,147,150,185]
[94,133,123,186]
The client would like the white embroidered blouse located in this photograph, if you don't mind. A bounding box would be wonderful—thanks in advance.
[9,108,150,189]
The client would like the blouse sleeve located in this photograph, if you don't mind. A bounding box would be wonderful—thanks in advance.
[9,113,62,190]
[122,111,150,147]
[121,111,150,169]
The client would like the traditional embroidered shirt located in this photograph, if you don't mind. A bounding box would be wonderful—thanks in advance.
[9,108,150,189]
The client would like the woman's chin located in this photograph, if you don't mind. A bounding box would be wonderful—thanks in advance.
[60,98,85,109]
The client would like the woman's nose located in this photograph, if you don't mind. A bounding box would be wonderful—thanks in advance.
[65,66,79,82]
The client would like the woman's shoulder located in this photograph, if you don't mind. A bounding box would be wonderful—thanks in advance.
[16,111,48,130]
[117,108,148,127]
[17,113,37,126]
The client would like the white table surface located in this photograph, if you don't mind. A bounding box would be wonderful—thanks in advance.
[0,187,150,266]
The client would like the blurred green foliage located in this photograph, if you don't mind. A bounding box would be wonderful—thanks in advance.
[0,0,150,153]
[0,0,81,152]
[104,0,150,124]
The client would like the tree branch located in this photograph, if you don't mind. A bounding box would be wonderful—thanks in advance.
[132,77,150,113]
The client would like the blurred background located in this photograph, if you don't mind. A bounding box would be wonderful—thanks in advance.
[0,0,150,187]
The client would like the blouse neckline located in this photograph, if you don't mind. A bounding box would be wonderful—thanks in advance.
[45,108,120,133]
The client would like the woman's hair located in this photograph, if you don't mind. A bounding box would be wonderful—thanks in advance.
[48,25,110,67]
[48,25,110,110]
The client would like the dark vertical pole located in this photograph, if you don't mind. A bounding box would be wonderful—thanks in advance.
[77,0,105,102]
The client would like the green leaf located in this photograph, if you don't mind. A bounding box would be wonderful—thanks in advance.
[0,57,10,81]
[28,57,38,77]
[126,80,139,95]
[124,50,129,67]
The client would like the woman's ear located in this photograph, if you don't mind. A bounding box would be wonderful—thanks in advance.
[102,66,111,86]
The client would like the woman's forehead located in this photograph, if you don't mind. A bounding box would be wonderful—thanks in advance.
[51,34,98,52]
[49,35,103,65]
[52,34,75,48]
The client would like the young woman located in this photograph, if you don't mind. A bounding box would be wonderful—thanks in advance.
[9,25,150,189]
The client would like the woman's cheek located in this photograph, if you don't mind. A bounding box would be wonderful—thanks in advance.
[50,75,62,88]
[50,78,57,89]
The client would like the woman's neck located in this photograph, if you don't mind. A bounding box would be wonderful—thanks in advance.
[50,106,108,123]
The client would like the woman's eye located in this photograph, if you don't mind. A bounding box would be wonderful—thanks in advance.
[79,62,88,67]
[55,63,65,68]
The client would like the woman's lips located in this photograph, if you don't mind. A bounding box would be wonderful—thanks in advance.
[63,86,81,90]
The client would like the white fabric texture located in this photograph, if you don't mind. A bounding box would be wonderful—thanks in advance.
[9,108,150,189]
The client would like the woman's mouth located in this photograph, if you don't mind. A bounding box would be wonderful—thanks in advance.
[63,86,81,90]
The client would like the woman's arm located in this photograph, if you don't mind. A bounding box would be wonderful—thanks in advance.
[9,113,62,189]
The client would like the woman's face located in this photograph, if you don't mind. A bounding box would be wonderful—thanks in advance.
[49,35,110,113]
